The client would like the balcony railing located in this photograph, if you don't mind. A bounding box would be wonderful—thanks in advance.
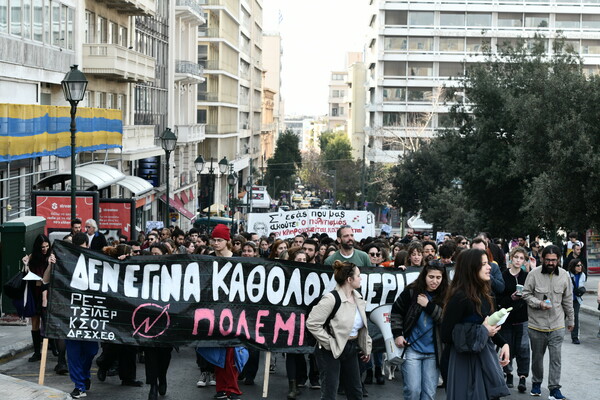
[122,125,157,151]
[198,91,219,102]
[175,0,205,24]
[205,124,238,135]
[176,124,206,143]
[95,0,155,16]
[175,60,204,83]
[82,43,155,82]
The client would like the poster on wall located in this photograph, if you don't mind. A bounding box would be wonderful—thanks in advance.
[32,191,99,240]
[99,199,136,241]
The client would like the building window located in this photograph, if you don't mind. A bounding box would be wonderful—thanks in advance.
[583,14,600,29]
[331,104,339,117]
[382,138,404,151]
[23,0,31,39]
[85,11,93,43]
[332,73,345,80]
[466,38,489,53]
[384,36,407,50]
[407,87,431,102]
[0,0,7,34]
[383,87,406,102]
[383,112,404,127]
[33,0,42,40]
[498,12,523,28]
[467,13,491,27]
[439,37,464,52]
[409,11,434,26]
[525,14,549,28]
[439,62,464,77]
[555,14,580,30]
[440,12,464,27]
[408,62,433,77]
[581,40,600,54]
[408,37,433,52]
[51,1,59,44]
[98,16,108,43]
[10,0,21,36]
[385,10,407,26]
[384,61,406,76]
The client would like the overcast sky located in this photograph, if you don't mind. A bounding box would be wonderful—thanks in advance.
[262,0,369,117]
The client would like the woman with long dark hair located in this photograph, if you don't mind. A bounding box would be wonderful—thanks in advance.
[391,263,449,400]
[441,249,510,400]
[21,233,55,362]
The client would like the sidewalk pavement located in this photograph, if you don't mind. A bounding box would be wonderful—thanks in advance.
[0,321,68,399]
[0,373,68,400]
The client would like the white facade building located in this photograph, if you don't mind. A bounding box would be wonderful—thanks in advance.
[366,0,600,164]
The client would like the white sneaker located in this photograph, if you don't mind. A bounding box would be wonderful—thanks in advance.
[209,372,216,386]
[197,371,209,387]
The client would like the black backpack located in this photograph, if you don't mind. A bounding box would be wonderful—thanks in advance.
[306,290,342,343]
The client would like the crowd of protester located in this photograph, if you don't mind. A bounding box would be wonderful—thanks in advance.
[18,219,599,400]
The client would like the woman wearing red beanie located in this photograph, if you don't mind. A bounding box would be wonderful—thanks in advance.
[211,224,233,257]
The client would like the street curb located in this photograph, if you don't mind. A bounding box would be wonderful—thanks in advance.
[0,373,69,400]
[0,339,32,364]
[580,304,600,317]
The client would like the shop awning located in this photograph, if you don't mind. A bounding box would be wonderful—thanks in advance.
[116,175,154,197]
[34,163,155,198]
[34,163,125,190]
[159,195,195,220]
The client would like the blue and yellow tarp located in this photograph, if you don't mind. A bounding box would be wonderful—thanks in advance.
[0,103,122,162]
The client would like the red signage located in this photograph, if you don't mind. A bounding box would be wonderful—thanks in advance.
[99,200,135,240]
[34,194,96,234]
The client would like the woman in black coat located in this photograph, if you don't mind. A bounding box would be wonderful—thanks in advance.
[441,249,510,400]
[21,234,55,362]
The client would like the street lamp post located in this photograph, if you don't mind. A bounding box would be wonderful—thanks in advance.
[227,165,238,231]
[61,65,88,221]
[195,155,228,231]
[160,128,178,228]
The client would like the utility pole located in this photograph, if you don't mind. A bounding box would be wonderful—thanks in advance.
[361,144,366,210]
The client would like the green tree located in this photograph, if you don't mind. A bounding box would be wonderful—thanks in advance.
[265,129,302,198]
[390,35,600,237]
[321,132,353,172]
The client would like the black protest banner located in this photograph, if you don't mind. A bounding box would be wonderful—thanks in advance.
[46,241,424,352]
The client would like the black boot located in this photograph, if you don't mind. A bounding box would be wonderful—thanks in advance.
[28,331,42,362]
[148,384,158,400]
[375,366,385,385]
[158,375,167,395]
[287,379,298,399]
[364,369,373,384]
[54,339,68,374]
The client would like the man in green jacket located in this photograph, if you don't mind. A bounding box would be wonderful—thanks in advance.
[324,225,371,267]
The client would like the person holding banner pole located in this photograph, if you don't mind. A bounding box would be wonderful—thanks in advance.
[307,260,372,400]
[143,243,174,400]
[65,233,100,399]
[21,234,56,363]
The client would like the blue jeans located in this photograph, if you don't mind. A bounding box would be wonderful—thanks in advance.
[401,347,438,400]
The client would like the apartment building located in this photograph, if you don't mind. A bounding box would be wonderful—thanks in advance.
[365,0,600,164]
[197,0,263,211]
[261,32,283,160]
[327,52,362,133]
[0,0,207,231]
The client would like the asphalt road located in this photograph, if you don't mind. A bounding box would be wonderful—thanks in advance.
[1,311,598,399]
